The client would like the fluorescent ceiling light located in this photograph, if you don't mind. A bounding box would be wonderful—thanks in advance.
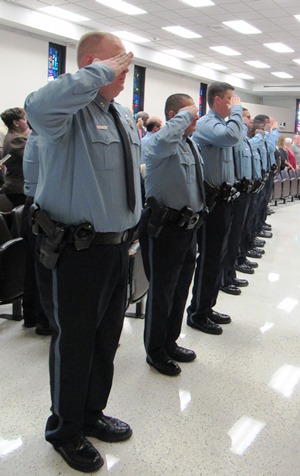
[210,46,241,56]
[223,20,261,34]
[95,0,146,15]
[293,59,300,65]
[271,72,293,79]
[245,60,270,68]
[162,49,194,59]
[162,26,201,39]
[39,6,89,22]
[114,31,150,43]
[202,62,227,70]
[232,73,255,80]
[294,15,300,23]
[181,0,215,6]
[264,43,294,53]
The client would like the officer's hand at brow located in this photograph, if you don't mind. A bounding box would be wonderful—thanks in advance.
[178,105,199,118]
[229,95,241,107]
[92,52,134,76]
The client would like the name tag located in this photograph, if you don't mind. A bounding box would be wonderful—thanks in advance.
[96,125,108,130]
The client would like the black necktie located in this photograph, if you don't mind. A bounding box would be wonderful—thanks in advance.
[186,137,205,204]
[109,103,136,212]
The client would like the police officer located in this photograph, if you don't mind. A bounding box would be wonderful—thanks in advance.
[25,32,142,473]
[139,93,205,376]
[235,111,265,274]
[21,129,52,335]
[220,107,256,295]
[187,81,243,335]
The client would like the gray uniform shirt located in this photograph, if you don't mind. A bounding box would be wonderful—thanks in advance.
[23,130,39,198]
[143,110,204,212]
[192,106,243,186]
[25,63,142,232]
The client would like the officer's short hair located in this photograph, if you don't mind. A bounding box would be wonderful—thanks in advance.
[253,114,269,123]
[207,81,234,108]
[146,117,161,132]
[164,94,193,119]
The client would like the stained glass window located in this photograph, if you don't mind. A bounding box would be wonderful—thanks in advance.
[133,65,145,118]
[48,43,66,82]
[199,83,207,117]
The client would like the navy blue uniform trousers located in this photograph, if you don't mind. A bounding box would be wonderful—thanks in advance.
[187,200,233,320]
[139,209,197,362]
[221,192,250,286]
[36,239,129,444]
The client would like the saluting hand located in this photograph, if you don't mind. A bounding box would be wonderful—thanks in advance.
[229,95,241,107]
[92,52,134,76]
[178,105,199,119]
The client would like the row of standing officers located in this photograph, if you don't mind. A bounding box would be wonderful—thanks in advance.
[23,31,278,473]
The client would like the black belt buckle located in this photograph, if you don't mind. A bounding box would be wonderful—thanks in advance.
[185,213,200,230]
[73,223,95,250]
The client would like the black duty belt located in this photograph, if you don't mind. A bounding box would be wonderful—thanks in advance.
[86,229,135,246]
[164,207,203,230]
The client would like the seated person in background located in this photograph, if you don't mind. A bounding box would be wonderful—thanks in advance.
[135,111,149,138]
[0,108,29,207]
[0,123,7,159]
[291,135,300,168]
[141,116,163,164]
[284,137,297,170]
[277,135,292,171]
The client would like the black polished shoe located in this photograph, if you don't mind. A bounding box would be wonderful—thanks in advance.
[146,356,181,376]
[53,436,103,473]
[266,206,275,215]
[35,324,52,336]
[232,277,249,287]
[187,316,223,334]
[235,263,255,274]
[262,223,272,230]
[84,415,132,442]
[252,246,265,254]
[210,310,231,325]
[220,284,241,295]
[244,259,258,269]
[257,230,273,238]
[254,237,266,247]
[167,346,196,362]
[246,249,262,259]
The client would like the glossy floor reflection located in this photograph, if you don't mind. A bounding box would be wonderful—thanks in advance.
[1,200,300,476]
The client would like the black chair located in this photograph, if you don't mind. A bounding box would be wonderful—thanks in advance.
[289,170,298,201]
[126,241,148,319]
[0,214,25,321]
[280,169,291,203]
[272,173,282,206]
[0,193,13,213]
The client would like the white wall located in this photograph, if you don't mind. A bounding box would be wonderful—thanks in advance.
[0,25,297,134]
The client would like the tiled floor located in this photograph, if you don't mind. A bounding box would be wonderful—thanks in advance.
[1,199,300,476]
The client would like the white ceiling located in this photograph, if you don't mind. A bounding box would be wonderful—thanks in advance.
[3,0,300,95]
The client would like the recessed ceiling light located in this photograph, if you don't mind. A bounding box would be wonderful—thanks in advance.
[181,0,215,6]
[95,0,146,15]
[264,43,294,53]
[114,31,150,43]
[162,26,201,39]
[294,15,300,23]
[39,6,89,22]
[162,49,194,59]
[293,59,300,65]
[232,73,255,80]
[202,62,227,70]
[210,46,241,56]
[245,60,270,69]
[271,72,293,79]
[223,20,261,34]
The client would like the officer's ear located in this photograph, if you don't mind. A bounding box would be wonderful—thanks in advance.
[167,110,176,120]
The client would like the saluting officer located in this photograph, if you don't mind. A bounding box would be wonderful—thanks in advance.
[25,32,142,473]
[187,81,243,335]
[139,93,205,377]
